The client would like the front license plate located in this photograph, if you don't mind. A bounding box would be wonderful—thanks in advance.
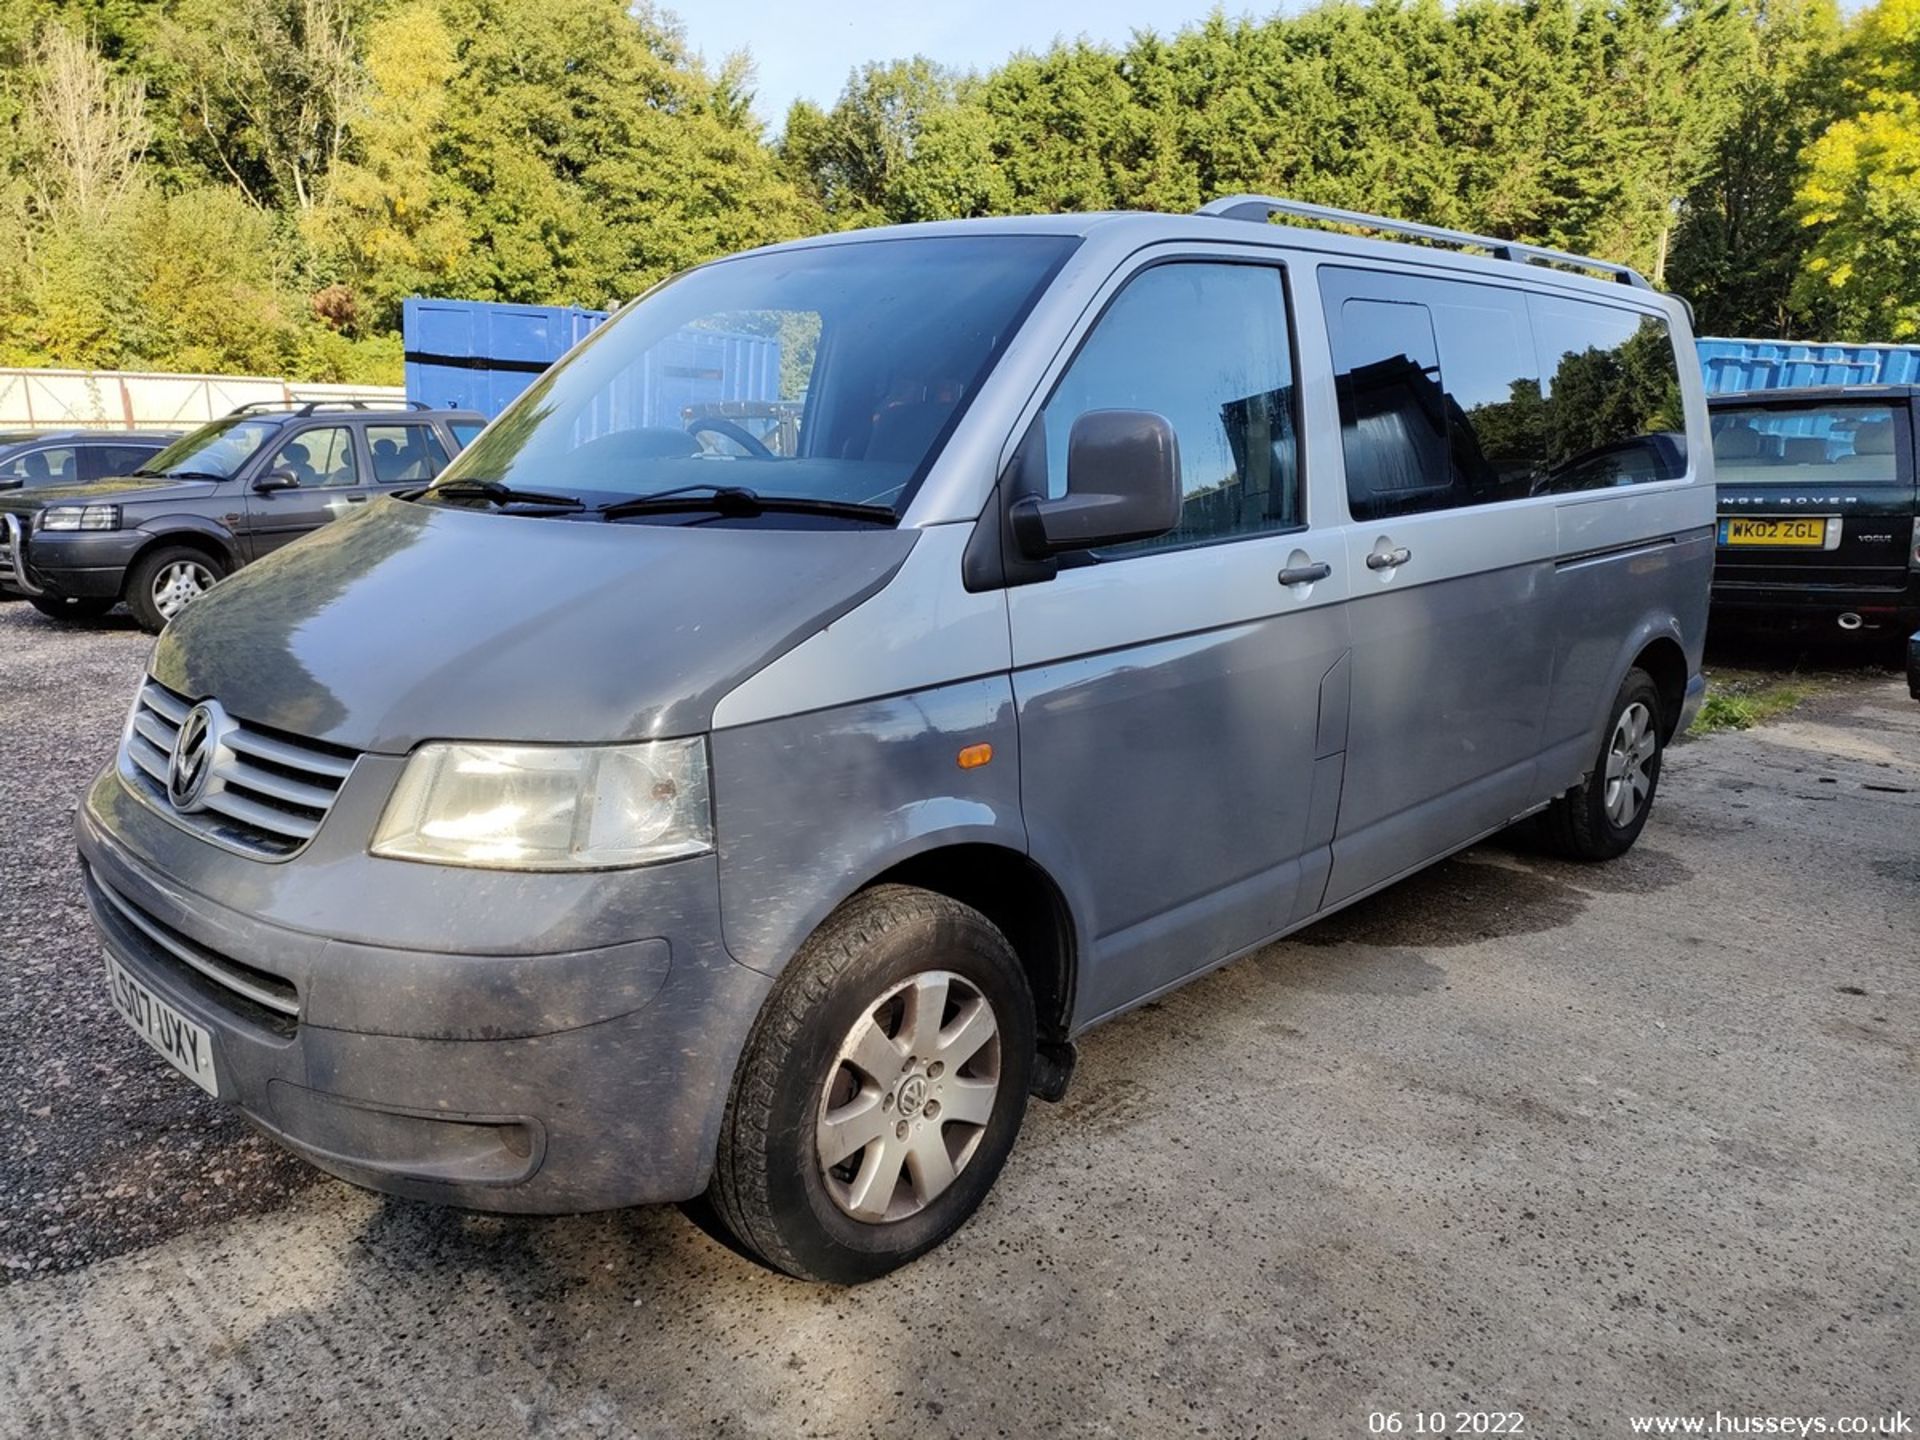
[104,954,219,1097]
[1718,516,1830,548]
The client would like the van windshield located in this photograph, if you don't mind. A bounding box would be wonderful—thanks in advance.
[1711,403,1903,484]
[430,235,1078,520]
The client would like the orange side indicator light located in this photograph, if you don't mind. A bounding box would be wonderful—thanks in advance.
[956,743,994,770]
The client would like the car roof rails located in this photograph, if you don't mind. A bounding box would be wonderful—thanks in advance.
[1196,194,1654,290]
[224,398,432,418]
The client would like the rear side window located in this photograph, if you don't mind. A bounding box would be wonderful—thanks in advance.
[1323,268,1686,519]
[449,421,484,449]
[1042,262,1301,552]
[366,423,451,483]
[1527,295,1687,494]
[272,426,360,488]
[84,444,160,479]
[1710,402,1905,485]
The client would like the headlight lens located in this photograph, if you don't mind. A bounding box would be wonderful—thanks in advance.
[371,738,712,870]
[40,503,120,531]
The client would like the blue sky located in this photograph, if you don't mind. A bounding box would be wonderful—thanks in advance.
[675,0,1250,129]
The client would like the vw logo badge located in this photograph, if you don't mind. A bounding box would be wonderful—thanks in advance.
[166,701,225,812]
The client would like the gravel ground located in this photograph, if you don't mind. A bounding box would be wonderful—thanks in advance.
[0,602,316,1282]
[0,596,1913,1436]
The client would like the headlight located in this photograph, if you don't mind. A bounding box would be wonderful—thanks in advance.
[370,738,712,870]
[40,503,120,531]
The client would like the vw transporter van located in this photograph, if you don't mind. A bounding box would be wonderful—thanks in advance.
[78,198,1713,1283]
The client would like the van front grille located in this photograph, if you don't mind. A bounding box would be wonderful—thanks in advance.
[119,680,358,859]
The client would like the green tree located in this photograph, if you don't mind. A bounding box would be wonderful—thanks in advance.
[1794,0,1920,338]
[1668,0,1842,336]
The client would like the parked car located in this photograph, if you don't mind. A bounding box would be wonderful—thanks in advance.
[0,401,484,631]
[0,432,179,602]
[1707,385,1918,633]
[0,428,179,494]
[78,199,1712,1284]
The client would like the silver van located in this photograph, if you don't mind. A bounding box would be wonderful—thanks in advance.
[79,198,1712,1283]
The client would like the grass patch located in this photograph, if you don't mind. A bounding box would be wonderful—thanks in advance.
[1687,667,1816,736]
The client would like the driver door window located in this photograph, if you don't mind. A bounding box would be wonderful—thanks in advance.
[1039,262,1301,554]
[272,427,359,488]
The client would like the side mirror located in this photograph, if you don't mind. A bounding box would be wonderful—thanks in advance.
[0,477,19,492]
[1010,410,1181,558]
[253,469,300,494]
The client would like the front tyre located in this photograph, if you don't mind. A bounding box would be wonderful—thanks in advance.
[126,545,226,633]
[707,884,1035,1284]
[1539,666,1665,861]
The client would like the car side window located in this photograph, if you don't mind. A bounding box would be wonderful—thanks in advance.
[366,423,451,484]
[1323,268,1547,520]
[271,426,359,489]
[0,446,79,488]
[449,421,484,450]
[83,444,159,480]
[1040,261,1301,554]
[1324,266,1687,519]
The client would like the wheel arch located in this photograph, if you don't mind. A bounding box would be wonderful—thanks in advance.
[865,843,1079,1045]
[1629,633,1689,741]
[127,520,239,580]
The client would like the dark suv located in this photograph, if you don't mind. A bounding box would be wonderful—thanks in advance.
[1,402,484,631]
[0,429,179,495]
[1708,386,1919,633]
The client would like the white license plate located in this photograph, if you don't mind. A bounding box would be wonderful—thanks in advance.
[104,953,219,1097]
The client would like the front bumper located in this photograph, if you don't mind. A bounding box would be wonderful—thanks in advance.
[9,525,144,600]
[77,764,772,1212]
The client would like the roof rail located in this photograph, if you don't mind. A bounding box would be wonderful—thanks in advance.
[224,398,431,418]
[1196,194,1653,290]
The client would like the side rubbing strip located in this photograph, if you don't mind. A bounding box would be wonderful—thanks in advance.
[1555,535,1681,570]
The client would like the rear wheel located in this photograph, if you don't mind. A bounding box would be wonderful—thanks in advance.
[706,884,1035,1284]
[29,594,115,622]
[126,546,225,632]
[1539,667,1664,861]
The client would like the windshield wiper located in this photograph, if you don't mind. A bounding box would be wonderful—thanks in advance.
[598,484,896,524]
[417,479,585,511]
[141,469,226,481]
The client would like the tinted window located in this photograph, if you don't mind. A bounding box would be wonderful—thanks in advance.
[440,236,1076,518]
[449,421,484,449]
[0,446,78,488]
[1710,402,1902,485]
[1041,262,1300,551]
[366,423,451,484]
[1528,296,1686,494]
[1324,268,1685,518]
[85,444,161,479]
[273,426,359,488]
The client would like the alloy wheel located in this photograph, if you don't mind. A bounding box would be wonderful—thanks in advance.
[152,560,216,620]
[815,970,1001,1223]
[1603,700,1657,827]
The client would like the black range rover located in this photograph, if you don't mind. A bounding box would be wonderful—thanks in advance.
[1708,385,1919,633]
[0,401,484,632]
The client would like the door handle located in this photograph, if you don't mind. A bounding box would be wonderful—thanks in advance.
[345,495,370,504]
[1277,561,1331,586]
[1366,545,1412,571]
